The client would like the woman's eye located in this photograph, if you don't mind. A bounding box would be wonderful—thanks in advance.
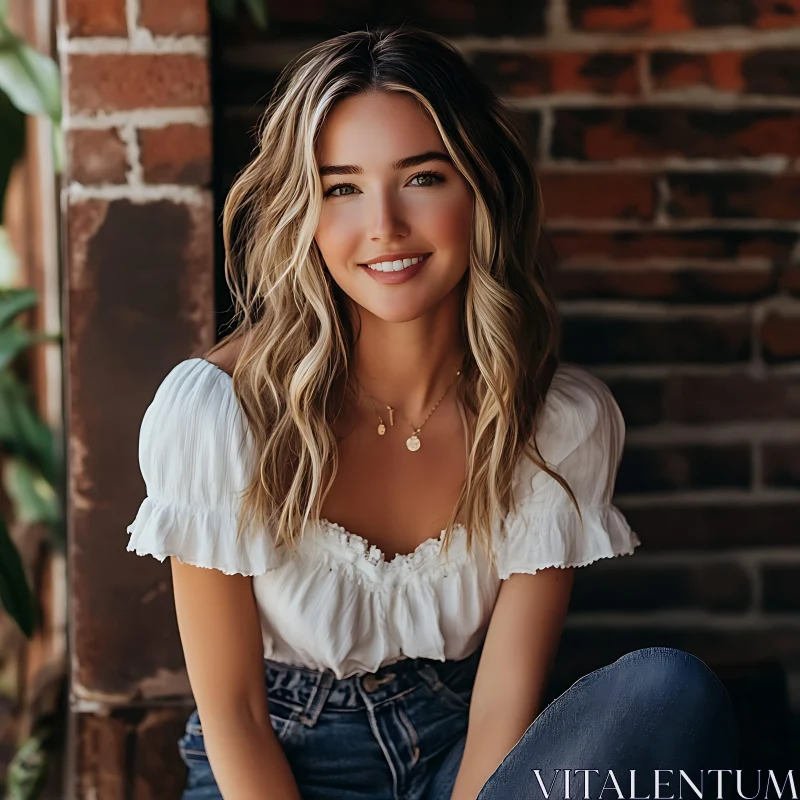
[409,171,444,187]
[324,184,356,198]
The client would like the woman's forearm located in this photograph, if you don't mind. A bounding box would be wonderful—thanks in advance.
[450,705,539,800]
[202,712,303,799]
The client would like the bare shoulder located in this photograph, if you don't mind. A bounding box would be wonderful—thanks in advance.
[200,334,246,379]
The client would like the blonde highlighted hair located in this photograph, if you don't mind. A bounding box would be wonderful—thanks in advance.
[204,24,577,571]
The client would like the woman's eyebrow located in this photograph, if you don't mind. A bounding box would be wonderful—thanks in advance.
[318,150,453,177]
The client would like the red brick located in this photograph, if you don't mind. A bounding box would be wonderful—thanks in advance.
[572,562,752,612]
[688,0,800,28]
[667,173,800,220]
[617,444,751,493]
[139,124,211,185]
[549,229,796,261]
[264,0,546,36]
[568,0,651,30]
[68,54,210,113]
[763,444,800,488]
[563,316,751,364]
[609,373,800,427]
[139,0,209,35]
[763,565,800,610]
[539,172,654,219]
[65,0,127,36]
[760,313,800,362]
[651,52,745,92]
[779,267,800,295]
[620,502,800,550]
[554,267,776,302]
[568,0,692,30]
[742,49,800,95]
[472,52,639,96]
[67,129,128,185]
[552,108,800,160]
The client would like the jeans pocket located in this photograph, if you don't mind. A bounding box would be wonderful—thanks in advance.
[178,704,297,768]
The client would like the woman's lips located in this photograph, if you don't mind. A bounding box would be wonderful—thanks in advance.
[359,253,431,284]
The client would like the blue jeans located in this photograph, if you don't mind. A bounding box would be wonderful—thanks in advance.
[178,645,740,799]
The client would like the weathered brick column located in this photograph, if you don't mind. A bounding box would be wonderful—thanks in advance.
[57,0,214,795]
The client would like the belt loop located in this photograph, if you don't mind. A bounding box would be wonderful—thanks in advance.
[297,668,335,727]
[416,663,444,692]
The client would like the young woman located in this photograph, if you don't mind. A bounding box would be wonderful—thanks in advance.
[126,25,740,800]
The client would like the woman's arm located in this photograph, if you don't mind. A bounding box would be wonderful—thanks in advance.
[450,566,575,800]
[171,557,302,800]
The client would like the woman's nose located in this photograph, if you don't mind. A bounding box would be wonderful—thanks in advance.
[368,190,410,241]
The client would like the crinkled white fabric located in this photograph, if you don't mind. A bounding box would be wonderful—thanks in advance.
[126,357,640,679]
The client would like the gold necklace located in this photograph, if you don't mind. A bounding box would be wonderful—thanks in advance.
[355,368,462,452]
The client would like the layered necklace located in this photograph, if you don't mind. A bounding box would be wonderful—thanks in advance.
[353,367,462,452]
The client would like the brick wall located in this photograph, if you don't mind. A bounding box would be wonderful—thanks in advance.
[55,0,800,791]
[216,0,800,759]
[58,0,215,795]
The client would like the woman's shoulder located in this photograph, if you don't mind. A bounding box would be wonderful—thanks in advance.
[137,355,251,473]
[534,362,624,466]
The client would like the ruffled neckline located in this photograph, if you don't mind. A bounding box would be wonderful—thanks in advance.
[317,517,465,571]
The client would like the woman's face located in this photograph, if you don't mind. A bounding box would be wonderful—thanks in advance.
[314,91,474,324]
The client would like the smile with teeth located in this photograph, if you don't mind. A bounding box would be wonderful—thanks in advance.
[361,255,428,272]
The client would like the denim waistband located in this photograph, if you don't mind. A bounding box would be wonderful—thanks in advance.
[263,643,483,726]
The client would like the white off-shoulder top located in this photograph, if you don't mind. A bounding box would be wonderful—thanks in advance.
[126,357,641,679]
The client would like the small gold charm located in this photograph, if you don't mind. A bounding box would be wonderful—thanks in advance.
[406,434,421,451]
[378,421,386,436]
[387,406,394,427]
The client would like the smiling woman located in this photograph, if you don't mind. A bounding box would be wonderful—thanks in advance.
[316,93,473,307]
[125,23,739,800]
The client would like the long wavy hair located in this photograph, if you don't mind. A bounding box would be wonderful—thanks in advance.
[203,24,578,571]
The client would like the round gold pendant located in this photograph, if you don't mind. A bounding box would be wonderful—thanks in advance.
[406,434,421,452]
[378,422,386,436]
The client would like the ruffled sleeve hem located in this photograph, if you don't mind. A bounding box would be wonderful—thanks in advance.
[126,496,281,577]
[495,503,641,581]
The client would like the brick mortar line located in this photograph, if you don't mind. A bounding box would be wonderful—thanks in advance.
[119,122,143,185]
[625,421,800,445]
[536,161,792,173]
[590,362,800,379]
[590,550,800,568]
[555,257,773,270]
[220,30,800,64]
[546,218,800,231]
[126,0,138,36]
[505,93,800,110]
[61,36,209,55]
[538,107,554,165]
[66,184,211,202]
[450,29,800,53]
[65,109,211,128]
[615,488,800,505]
[558,298,782,317]
[563,613,794,628]
[545,0,569,36]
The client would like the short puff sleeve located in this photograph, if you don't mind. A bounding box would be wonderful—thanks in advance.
[495,363,640,580]
[126,358,280,576]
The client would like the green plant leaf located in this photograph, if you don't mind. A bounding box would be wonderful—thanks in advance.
[0,326,35,371]
[0,287,37,329]
[0,23,61,121]
[5,731,47,800]
[0,515,37,638]
[3,458,58,526]
[0,371,57,486]
[241,0,269,29]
